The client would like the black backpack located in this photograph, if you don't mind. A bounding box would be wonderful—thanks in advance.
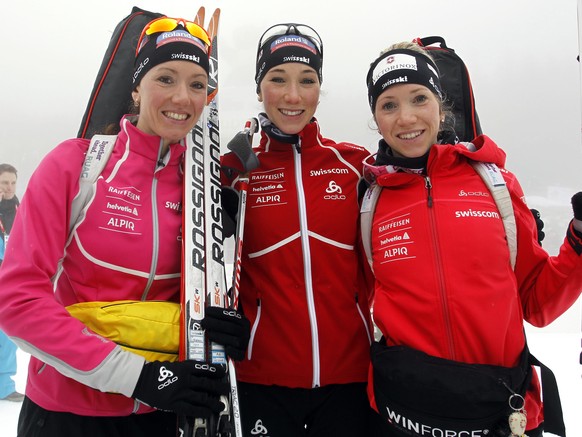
[77,7,163,138]
[413,36,482,142]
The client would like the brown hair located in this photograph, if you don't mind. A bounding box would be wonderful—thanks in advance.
[0,163,17,178]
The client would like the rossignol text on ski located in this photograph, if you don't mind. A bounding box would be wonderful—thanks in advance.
[179,7,245,437]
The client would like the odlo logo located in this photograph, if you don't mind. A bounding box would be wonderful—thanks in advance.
[250,419,270,436]
[324,181,346,200]
[157,366,178,390]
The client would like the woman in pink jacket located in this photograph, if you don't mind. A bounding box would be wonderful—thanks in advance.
[364,41,582,437]
[0,17,247,437]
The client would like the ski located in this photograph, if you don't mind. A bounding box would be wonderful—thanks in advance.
[180,8,243,437]
[193,6,205,26]
[200,8,236,437]
[178,8,209,437]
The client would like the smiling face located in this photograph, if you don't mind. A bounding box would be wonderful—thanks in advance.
[258,62,320,135]
[374,83,442,158]
[132,60,208,149]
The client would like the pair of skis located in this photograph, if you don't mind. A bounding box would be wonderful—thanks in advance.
[180,7,259,437]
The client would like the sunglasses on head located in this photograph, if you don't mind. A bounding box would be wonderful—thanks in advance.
[136,17,211,56]
[257,23,323,58]
[362,154,399,183]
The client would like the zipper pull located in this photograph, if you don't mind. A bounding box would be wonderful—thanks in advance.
[294,137,302,154]
[425,176,433,207]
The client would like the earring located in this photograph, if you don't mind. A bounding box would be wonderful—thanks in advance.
[134,99,140,108]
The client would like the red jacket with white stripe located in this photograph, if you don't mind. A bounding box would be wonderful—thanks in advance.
[222,118,374,388]
[0,117,185,415]
[368,135,582,429]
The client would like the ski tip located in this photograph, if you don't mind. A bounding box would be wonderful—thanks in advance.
[194,6,205,26]
[207,8,221,38]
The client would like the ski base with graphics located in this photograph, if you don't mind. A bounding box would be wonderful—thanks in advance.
[179,7,243,437]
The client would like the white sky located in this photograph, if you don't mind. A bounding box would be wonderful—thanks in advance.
[1,1,581,325]
[2,0,581,194]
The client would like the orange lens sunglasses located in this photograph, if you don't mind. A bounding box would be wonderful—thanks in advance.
[136,17,211,55]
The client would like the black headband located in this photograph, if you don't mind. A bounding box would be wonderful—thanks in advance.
[133,27,210,89]
[255,31,323,93]
[366,48,442,111]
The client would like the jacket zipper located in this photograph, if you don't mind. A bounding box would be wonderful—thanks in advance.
[293,141,321,388]
[355,293,373,344]
[424,175,456,358]
[247,295,262,360]
[141,140,164,300]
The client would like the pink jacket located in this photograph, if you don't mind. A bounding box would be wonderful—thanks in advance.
[0,117,185,415]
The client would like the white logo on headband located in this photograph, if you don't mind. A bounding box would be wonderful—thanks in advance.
[372,53,418,85]
[271,35,317,55]
[427,63,438,77]
[157,30,208,53]
[171,52,201,63]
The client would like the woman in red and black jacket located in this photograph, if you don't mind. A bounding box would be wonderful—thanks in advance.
[221,23,375,437]
[364,41,582,437]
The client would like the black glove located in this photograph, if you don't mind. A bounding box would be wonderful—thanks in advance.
[572,192,582,238]
[201,306,250,361]
[132,360,228,417]
[572,192,582,220]
[530,208,545,246]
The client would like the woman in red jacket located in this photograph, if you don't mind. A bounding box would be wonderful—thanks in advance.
[222,23,375,437]
[364,41,582,437]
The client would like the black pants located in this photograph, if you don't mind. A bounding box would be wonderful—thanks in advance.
[17,397,176,437]
[238,382,373,437]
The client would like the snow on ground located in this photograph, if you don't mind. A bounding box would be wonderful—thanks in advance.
[1,331,580,436]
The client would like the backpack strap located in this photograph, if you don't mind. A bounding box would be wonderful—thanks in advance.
[461,142,517,269]
[527,352,566,436]
[68,135,117,237]
[359,147,517,272]
[360,183,383,273]
[52,135,116,286]
[414,36,449,50]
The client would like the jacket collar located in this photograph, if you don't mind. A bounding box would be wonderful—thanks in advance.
[258,114,322,152]
[368,134,506,187]
[118,115,187,167]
